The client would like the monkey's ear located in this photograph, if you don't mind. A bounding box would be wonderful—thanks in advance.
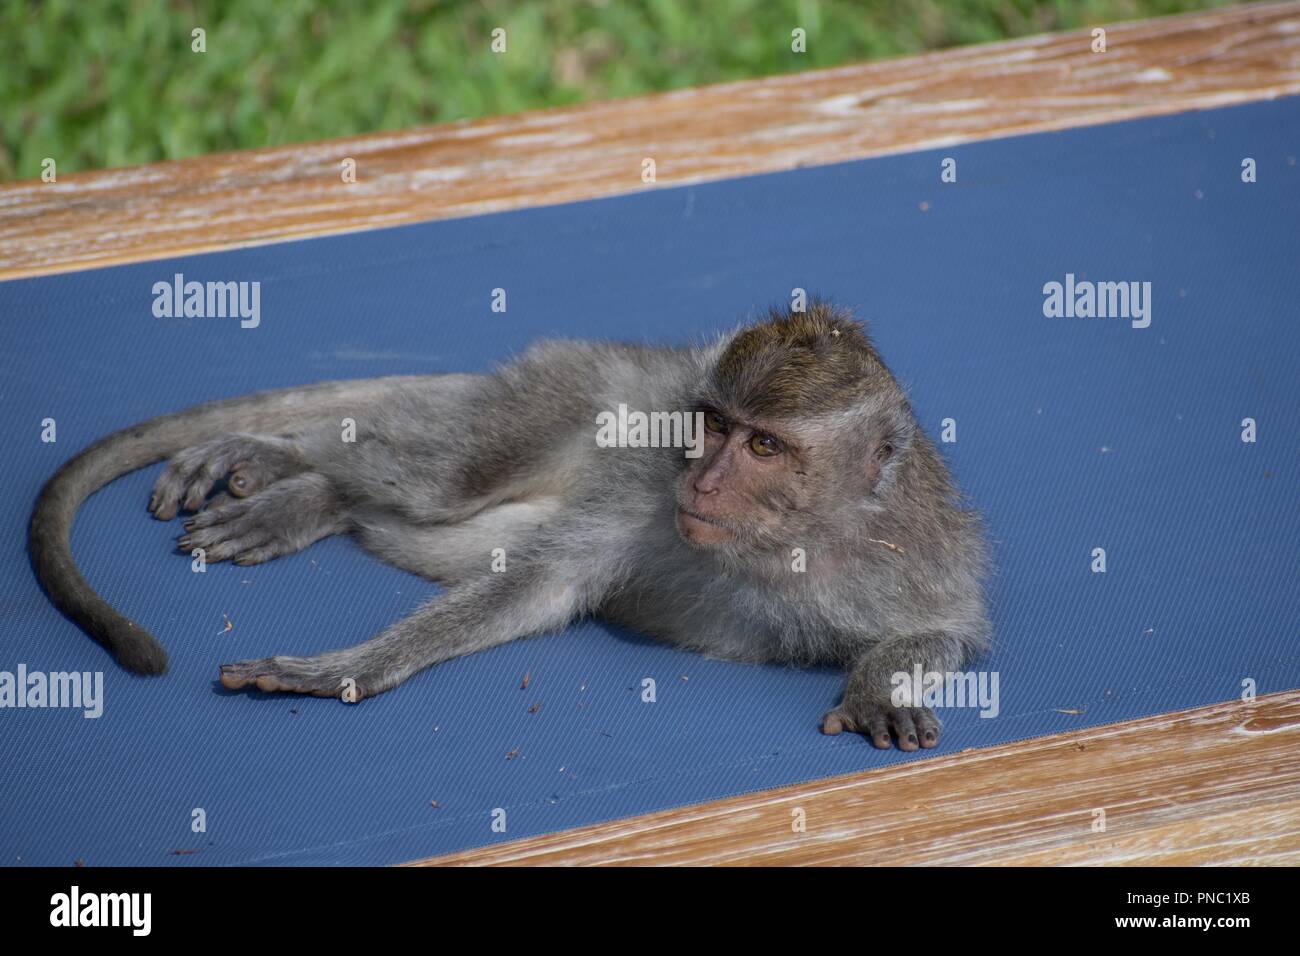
[878,409,916,453]
[865,418,914,485]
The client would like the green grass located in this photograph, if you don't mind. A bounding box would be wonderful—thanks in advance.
[1,0,1233,181]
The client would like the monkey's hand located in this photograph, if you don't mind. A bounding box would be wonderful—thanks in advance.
[821,700,941,751]
[177,472,347,565]
[219,654,364,699]
[820,632,975,750]
[150,434,307,520]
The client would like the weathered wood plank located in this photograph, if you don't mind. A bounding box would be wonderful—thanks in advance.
[3,2,1299,280]
[414,690,1300,866]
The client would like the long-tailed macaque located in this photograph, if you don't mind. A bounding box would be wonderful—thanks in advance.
[30,302,989,749]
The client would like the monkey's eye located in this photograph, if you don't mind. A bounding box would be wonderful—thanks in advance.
[749,433,783,458]
[875,442,895,462]
[704,411,728,434]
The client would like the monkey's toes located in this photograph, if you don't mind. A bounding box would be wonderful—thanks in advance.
[149,480,184,521]
[178,498,272,562]
[201,491,236,512]
[184,497,251,531]
[150,436,287,519]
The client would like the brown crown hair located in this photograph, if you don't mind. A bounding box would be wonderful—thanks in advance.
[709,301,895,418]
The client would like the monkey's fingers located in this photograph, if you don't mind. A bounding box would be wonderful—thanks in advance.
[821,705,890,748]
[822,703,939,750]
[821,706,892,748]
[219,657,363,700]
[889,708,921,751]
[820,709,852,735]
[876,706,943,750]
[909,707,942,749]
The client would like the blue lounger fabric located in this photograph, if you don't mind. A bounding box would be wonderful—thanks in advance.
[1,96,1297,865]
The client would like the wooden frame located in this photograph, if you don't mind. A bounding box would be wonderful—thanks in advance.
[4,2,1300,281]
[4,1,1298,865]
[417,690,1300,866]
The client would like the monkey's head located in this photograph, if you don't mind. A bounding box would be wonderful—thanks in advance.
[676,302,918,556]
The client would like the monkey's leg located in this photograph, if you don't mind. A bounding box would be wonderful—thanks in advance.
[353,498,563,585]
[822,631,973,751]
[177,472,347,565]
[218,569,584,699]
[150,433,307,520]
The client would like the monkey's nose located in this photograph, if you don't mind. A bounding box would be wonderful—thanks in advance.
[692,475,721,495]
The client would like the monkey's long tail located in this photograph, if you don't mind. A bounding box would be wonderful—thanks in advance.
[29,377,416,675]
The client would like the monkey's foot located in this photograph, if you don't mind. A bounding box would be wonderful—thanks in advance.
[821,703,941,751]
[175,473,344,565]
[150,434,304,520]
[219,657,370,701]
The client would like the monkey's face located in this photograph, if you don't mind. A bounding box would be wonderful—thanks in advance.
[675,407,821,551]
[680,302,918,555]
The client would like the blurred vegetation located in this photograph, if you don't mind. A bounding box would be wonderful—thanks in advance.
[1,0,1233,180]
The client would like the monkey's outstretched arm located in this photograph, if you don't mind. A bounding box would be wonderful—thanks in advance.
[217,559,599,700]
[822,629,983,750]
[28,376,445,675]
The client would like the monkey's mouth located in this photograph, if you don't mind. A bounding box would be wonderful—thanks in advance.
[676,507,735,544]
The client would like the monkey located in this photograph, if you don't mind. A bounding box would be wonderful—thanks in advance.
[29,301,990,750]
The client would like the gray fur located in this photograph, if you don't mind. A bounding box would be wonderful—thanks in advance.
[29,304,989,748]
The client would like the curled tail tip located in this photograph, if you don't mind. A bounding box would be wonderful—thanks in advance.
[117,644,169,676]
[105,621,169,675]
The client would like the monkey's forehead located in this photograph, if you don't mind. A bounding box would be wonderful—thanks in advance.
[692,389,909,441]
[700,357,901,418]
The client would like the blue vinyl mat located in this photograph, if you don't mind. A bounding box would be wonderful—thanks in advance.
[1,97,1297,866]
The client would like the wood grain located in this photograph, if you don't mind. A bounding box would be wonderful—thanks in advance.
[3,1,1300,280]
[415,690,1300,866]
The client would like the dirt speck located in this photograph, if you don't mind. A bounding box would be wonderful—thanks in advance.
[866,537,905,554]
